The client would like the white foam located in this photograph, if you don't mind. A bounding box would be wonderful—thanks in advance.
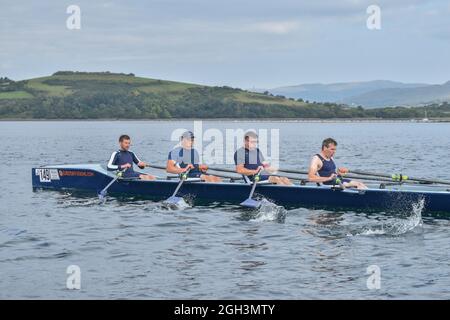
[251,199,286,222]
[348,199,424,237]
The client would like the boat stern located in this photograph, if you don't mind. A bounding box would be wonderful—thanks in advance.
[32,164,112,192]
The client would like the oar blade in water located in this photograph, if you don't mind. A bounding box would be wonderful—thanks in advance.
[240,198,262,208]
[98,190,107,201]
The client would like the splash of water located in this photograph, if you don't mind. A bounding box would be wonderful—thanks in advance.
[251,199,287,223]
[161,198,191,211]
[349,199,424,237]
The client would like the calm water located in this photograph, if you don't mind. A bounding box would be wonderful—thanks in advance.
[0,121,449,299]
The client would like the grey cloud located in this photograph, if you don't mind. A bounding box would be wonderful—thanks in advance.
[1,0,449,87]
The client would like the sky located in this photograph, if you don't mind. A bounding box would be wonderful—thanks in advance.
[1,0,450,88]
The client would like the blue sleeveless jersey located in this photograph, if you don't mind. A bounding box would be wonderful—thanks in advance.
[168,147,202,178]
[316,154,336,177]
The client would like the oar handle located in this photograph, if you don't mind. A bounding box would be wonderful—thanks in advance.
[116,167,128,177]
[180,168,191,180]
[253,167,263,182]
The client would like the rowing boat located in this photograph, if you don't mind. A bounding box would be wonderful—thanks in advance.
[32,164,450,214]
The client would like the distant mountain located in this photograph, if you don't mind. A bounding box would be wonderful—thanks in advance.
[264,80,429,104]
[342,81,450,108]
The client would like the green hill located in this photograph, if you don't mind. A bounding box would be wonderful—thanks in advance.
[0,71,360,119]
[0,71,449,119]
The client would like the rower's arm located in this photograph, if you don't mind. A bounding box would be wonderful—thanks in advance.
[166,160,193,174]
[308,156,334,183]
[131,151,146,168]
[107,152,119,171]
[131,152,141,165]
[236,164,259,176]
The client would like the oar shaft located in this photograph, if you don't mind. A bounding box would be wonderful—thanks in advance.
[102,175,120,192]
[146,164,166,170]
[147,164,242,181]
[351,170,450,186]
[350,170,391,179]
[150,164,448,185]
[248,168,263,198]
[278,168,309,175]
[171,181,184,197]
[278,168,432,184]
[170,169,191,197]
[207,167,237,174]
[99,168,128,198]
[248,179,258,199]
[214,173,243,180]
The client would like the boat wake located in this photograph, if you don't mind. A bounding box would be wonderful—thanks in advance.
[251,199,287,223]
[57,193,101,207]
[348,199,424,237]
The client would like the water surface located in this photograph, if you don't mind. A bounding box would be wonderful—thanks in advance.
[0,121,449,299]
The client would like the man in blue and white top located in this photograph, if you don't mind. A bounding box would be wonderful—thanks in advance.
[166,131,221,183]
[107,134,155,180]
[234,131,292,185]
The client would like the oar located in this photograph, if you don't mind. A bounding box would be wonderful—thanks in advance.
[98,168,127,201]
[277,168,422,184]
[163,168,191,206]
[240,169,263,208]
[145,164,166,170]
[207,172,243,180]
[277,168,309,175]
[209,167,311,183]
[148,164,242,181]
[207,166,237,174]
[350,169,450,186]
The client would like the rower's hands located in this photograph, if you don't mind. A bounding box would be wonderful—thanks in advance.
[338,167,349,175]
[181,164,195,172]
[121,163,132,169]
[327,173,338,182]
[199,164,208,172]
[137,161,147,169]
[251,166,265,175]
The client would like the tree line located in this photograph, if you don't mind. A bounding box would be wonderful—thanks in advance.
[1,76,449,119]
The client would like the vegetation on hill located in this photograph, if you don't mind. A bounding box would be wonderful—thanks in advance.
[1,71,449,119]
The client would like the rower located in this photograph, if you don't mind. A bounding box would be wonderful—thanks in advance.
[234,131,292,185]
[107,134,155,180]
[166,131,221,182]
[308,138,366,189]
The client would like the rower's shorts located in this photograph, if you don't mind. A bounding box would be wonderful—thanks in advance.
[187,171,203,178]
[123,171,142,179]
[323,178,351,185]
